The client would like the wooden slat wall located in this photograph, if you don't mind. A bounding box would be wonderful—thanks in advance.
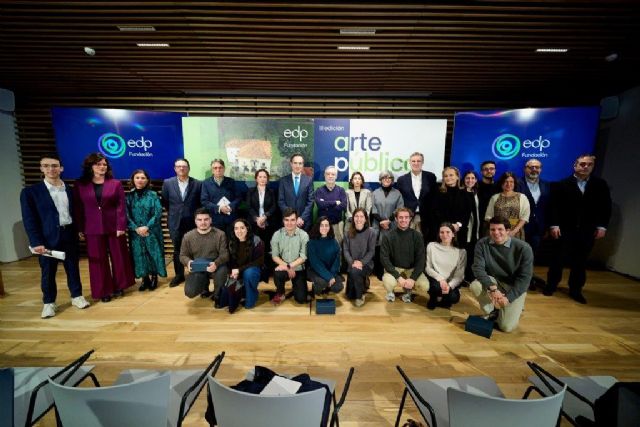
[12,93,565,253]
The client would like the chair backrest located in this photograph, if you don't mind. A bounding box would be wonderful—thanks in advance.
[0,368,14,427]
[48,373,170,427]
[448,386,566,427]
[207,376,326,427]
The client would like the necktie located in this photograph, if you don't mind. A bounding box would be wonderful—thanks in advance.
[294,176,300,196]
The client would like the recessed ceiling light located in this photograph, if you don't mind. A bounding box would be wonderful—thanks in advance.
[535,48,568,53]
[605,53,619,62]
[337,46,370,51]
[340,28,376,36]
[136,43,170,47]
[118,25,156,32]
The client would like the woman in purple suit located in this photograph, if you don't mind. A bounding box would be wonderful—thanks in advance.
[73,153,134,302]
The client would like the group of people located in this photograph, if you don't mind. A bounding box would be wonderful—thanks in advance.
[21,150,611,333]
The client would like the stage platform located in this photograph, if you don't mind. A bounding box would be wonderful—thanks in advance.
[1,257,639,426]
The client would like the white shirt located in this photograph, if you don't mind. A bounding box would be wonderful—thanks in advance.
[411,172,422,212]
[258,188,265,217]
[177,177,189,200]
[526,179,541,203]
[43,180,72,226]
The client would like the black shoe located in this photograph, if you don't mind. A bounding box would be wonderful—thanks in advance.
[426,298,437,310]
[169,276,185,287]
[570,291,587,304]
[149,275,158,290]
[528,281,537,291]
[139,276,151,291]
[101,296,111,303]
[112,289,124,298]
[200,290,213,299]
[542,286,556,296]
[484,309,499,321]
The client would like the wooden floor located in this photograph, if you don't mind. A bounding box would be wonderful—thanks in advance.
[1,257,640,426]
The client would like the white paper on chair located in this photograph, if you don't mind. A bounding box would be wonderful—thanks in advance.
[30,246,66,261]
[260,376,302,396]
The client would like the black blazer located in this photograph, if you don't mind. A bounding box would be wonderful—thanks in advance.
[395,170,437,214]
[549,175,612,232]
[161,176,202,232]
[423,186,473,244]
[246,186,277,226]
[517,178,551,237]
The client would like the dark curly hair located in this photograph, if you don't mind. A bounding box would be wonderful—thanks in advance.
[309,216,335,240]
[79,152,113,182]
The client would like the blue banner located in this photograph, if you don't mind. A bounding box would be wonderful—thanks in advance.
[450,106,600,181]
[52,107,186,180]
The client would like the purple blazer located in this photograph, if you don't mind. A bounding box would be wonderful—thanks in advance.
[73,179,127,235]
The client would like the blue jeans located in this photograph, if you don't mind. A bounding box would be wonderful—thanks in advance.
[241,266,261,308]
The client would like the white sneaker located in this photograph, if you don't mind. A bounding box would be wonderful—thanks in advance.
[401,292,412,303]
[355,295,365,307]
[71,296,90,309]
[41,303,57,318]
[386,292,395,302]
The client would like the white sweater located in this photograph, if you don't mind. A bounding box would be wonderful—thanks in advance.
[425,242,467,289]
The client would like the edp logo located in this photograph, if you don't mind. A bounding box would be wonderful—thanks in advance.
[283,126,309,142]
[98,133,153,159]
[127,137,153,151]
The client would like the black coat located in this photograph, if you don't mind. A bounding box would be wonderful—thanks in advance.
[423,186,473,244]
[549,175,611,232]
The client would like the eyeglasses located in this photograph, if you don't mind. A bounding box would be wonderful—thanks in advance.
[381,176,393,180]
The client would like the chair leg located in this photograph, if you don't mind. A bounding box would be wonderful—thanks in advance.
[395,387,408,427]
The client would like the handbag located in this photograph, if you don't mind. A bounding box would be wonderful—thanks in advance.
[225,277,245,313]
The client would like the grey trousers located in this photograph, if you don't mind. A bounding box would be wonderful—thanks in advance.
[470,277,527,333]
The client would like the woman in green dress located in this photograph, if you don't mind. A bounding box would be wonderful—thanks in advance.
[126,169,167,290]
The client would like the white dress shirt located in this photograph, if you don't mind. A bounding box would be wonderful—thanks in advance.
[44,180,72,226]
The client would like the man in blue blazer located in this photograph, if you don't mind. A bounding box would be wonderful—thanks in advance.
[396,152,437,239]
[162,158,202,286]
[278,153,315,231]
[20,154,90,318]
[517,159,551,289]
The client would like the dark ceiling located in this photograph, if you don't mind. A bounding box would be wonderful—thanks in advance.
[1,1,639,101]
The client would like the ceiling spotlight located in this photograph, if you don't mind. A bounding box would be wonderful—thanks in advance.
[84,46,96,56]
[605,53,619,62]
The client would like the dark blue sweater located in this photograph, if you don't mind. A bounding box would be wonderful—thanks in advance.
[307,237,341,281]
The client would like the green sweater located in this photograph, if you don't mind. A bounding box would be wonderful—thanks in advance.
[380,227,425,281]
[472,236,533,302]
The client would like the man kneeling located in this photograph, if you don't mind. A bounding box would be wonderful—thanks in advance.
[470,216,533,332]
[180,208,229,307]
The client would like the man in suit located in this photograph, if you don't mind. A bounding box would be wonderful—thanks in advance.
[20,154,90,318]
[517,159,551,289]
[545,154,612,304]
[161,158,202,286]
[201,159,240,234]
[396,152,437,238]
[277,153,314,231]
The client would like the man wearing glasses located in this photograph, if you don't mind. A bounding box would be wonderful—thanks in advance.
[20,154,90,318]
[517,159,551,290]
[162,158,202,286]
[545,154,612,304]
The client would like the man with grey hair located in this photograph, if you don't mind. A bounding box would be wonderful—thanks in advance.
[314,165,347,244]
[517,158,550,289]
[545,154,611,304]
[396,151,437,240]
[201,158,240,234]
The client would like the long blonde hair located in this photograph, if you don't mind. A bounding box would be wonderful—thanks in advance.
[439,166,460,192]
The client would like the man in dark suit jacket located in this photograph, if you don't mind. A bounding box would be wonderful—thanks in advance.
[162,158,202,286]
[20,154,90,318]
[277,153,314,231]
[396,152,437,238]
[545,154,612,304]
[201,159,240,234]
[517,159,551,288]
